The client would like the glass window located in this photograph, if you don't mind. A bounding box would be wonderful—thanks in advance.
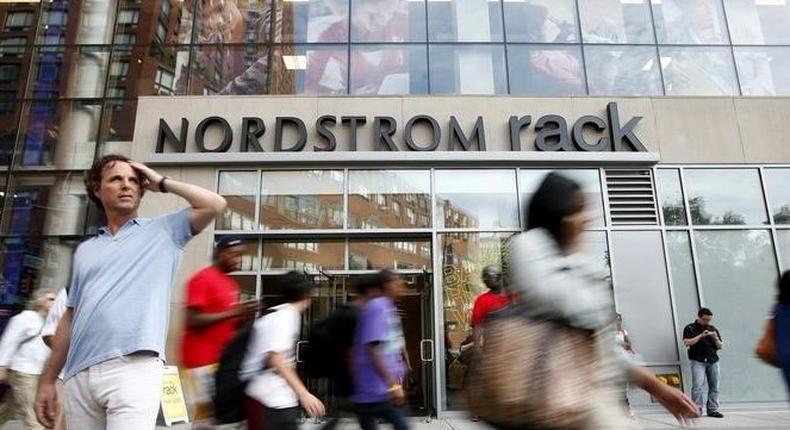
[100,99,137,142]
[0,64,20,84]
[270,45,348,95]
[694,230,782,401]
[684,169,768,225]
[351,0,426,42]
[578,0,654,44]
[262,239,344,271]
[735,47,790,96]
[232,275,257,302]
[429,45,507,95]
[349,239,432,270]
[4,175,88,236]
[273,0,348,43]
[114,33,137,45]
[0,237,78,306]
[156,22,168,43]
[764,169,790,224]
[508,45,585,96]
[194,0,271,44]
[154,68,175,95]
[724,0,790,44]
[666,231,700,332]
[260,170,344,230]
[778,230,790,272]
[657,169,687,226]
[436,169,518,229]
[503,0,579,43]
[520,169,605,228]
[652,0,729,45]
[0,101,19,166]
[117,9,139,24]
[439,232,515,410]
[189,44,269,95]
[5,11,34,30]
[110,45,190,97]
[428,0,503,42]
[218,171,258,231]
[585,46,662,96]
[28,47,110,99]
[0,37,27,57]
[19,100,101,169]
[659,47,738,96]
[350,45,427,95]
[348,170,431,229]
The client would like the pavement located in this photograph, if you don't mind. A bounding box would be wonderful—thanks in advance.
[3,406,788,429]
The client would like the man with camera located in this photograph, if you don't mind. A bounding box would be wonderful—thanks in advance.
[683,308,724,418]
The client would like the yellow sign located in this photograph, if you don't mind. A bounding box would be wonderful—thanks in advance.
[160,365,190,426]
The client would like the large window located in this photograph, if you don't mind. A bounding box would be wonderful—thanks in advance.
[684,169,768,225]
[435,169,519,229]
[348,170,431,229]
[260,170,344,230]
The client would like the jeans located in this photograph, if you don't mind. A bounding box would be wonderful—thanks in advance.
[690,360,720,414]
[355,401,410,430]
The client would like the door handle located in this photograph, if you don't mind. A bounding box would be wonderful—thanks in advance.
[419,339,434,362]
[296,340,308,363]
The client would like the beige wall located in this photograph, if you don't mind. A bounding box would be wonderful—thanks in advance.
[133,96,790,164]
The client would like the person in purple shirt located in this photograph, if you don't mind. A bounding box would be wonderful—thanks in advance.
[352,269,410,430]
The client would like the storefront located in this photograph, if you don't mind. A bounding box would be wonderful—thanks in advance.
[2,0,790,418]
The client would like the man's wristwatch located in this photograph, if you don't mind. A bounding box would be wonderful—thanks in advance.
[158,176,170,193]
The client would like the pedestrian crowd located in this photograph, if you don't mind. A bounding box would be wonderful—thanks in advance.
[0,157,785,429]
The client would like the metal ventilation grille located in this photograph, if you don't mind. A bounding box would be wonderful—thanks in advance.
[605,169,658,225]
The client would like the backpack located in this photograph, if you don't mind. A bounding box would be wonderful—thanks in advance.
[213,308,276,424]
[303,304,358,396]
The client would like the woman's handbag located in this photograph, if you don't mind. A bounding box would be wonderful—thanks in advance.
[466,305,598,429]
[755,315,778,367]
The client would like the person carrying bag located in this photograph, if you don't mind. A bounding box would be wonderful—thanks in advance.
[467,172,699,430]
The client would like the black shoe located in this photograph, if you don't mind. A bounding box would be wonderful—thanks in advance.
[707,411,724,418]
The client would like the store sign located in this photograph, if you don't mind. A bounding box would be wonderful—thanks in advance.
[155,102,646,154]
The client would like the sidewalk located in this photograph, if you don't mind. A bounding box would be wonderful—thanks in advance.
[4,407,788,429]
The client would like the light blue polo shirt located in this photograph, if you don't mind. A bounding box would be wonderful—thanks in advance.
[64,208,193,380]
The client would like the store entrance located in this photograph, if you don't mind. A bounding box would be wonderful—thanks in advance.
[294,271,436,418]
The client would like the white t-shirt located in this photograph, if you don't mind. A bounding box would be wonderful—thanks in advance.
[42,289,67,339]
[0,310,49,374]
[242,303,301,409]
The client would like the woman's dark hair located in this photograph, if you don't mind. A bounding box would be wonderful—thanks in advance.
[779,270,790,305]
[526,172,584,247]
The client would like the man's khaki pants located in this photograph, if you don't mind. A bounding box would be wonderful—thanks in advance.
[0,370,44,429]
[64,355,163,430]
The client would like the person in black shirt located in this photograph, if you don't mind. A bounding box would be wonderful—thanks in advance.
[683,308,724,418]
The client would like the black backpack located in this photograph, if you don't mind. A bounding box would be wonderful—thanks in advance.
[304,304,358,396]
[213,309,275,424]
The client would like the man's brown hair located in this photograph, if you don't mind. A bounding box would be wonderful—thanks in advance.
[84,154,144,210]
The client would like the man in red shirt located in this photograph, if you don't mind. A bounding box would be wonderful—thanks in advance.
[181,236,257,427]
[470,265,512,348]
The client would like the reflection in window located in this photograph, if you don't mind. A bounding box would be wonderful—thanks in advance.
[349,239,431,270]
[660,47,738,96]
[5,11,35,30]
[684,169,768,225]
[270,45,348,95]
[194,0,271,44]
[657,169,687,226]
[231,275,257,302]
[101,99,137,142]
[436,170,518,229]
[274,0,348,43]
[218,171,258,231]
[6,176,88,236]
[778,230,790,272]
[21,100,101,169]
[428,0,503,42]
[666,231,700,326]
[652,0,729,45]
[351,0,426,42]
[349,170,430,229]
[260,170,344,230]
[350,45,427,95]
[504,0,578,43]
[440,232,514,410]
[109,45,190,97]
[579,0,654,44]
[214,236,259,272]
[694,229,781,401]
[29,47,109,99]
[508,45,585,96]
[263,240,344,270]
[724,0,790,45]
[520,170,605,228]
[735,47,790,96]
[0,238,77,306]
[429,45,507,95]
[585,46,662,96]
[188,45,269,95]
[764,169,790,224]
